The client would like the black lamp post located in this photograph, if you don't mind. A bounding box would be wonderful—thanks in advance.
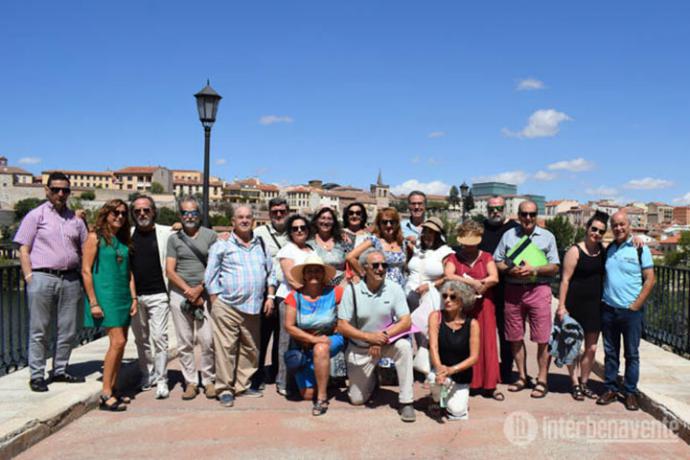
[194,80,222,227]
[460,182,469,222]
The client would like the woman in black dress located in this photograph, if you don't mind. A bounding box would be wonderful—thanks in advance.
[557,213,607,400]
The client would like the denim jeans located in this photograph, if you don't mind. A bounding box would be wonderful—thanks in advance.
[601,303,643,394]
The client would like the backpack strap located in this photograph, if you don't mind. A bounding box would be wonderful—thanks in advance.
[177,231,208,267]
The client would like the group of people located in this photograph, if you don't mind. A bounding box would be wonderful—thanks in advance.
[15,171,655,422]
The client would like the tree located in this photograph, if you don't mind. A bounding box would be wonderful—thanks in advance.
[664,251,684,267]
[210,214,231,227]
[157,207,179,226]
[81,190,96,200]
[544,215,576,255]
[14,198,44,222]
[128,192,141,202]
[448,185,460,208]
[462,191,475,216]
[151,182,165,194]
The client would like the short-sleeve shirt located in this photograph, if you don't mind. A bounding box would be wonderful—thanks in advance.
[166,228,218,291]
[405,244,454,294]
[338,279,409,347]
[602,238,654,309]
[493,225,560,284]
[401,218,421,240]
[285,286,344,333]
[276,242,314,298]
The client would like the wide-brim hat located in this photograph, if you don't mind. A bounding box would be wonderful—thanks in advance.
[457,233,482,246]
[290,254,337,286]
[421,217,444,235]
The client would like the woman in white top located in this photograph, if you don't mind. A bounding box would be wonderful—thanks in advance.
[275,214,315,395]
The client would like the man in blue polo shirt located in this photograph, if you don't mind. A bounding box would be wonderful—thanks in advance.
[597,212,655,411]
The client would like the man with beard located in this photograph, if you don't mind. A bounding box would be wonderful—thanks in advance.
[130,195,174,399]
[478,195,519,382]
[251,197,289,389]
[166,196,218,400]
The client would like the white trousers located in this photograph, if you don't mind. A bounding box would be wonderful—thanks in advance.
[169,290,215,385]
[131,292,170,385]
[428,371,470,420]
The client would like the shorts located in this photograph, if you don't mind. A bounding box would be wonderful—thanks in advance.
[294,334,346,390]
[504,283,552,344]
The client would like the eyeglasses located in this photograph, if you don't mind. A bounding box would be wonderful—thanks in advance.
[291,225,307,233]
[270,209,287,215]
[181,210,200,217]
[442,293,457,300]
[519,212,537,218]
[134,208,152,215]
[111,210,127,218]
[348,210,362,216]
[382,219,396,226]
[49,187,71,195]
[369,262,388,270]
[590,226,606,235]
[488,206,505,212]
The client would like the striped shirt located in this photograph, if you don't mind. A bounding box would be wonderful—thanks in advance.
[13,201,88,271]
[204,232,273,315]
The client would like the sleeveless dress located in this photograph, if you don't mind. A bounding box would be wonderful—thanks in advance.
[84,236,132,328]
[438,317,473,384]
[446,250,500,390]
[565,244,605,333]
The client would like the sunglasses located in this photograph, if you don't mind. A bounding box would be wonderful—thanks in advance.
[348,210,362,216]
[49,187,71,195]
[181,210,200,217]
[590,226,606,235]
[519,212,537,218]
[488,206,505,212]
[111,210,127,218]
[369,262,389,270]
[442,293,458,300]
[291,225,307,233]
[270,209,287,215]
[134,207,152,215]
[381,219,397,226]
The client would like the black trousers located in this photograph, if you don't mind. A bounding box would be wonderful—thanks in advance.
[251,296,282,387]
[494,281,514,382]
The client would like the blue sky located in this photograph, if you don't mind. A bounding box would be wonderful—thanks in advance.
[1,1,689,204]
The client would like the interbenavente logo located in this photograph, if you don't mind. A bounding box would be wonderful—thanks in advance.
[504,411,538,447]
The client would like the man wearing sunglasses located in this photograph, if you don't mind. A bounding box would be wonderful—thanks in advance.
[14,172,88,392]
[338,249,416,422]
[129,195,174,398]
[494,200,559,399]
[479,195,519,382]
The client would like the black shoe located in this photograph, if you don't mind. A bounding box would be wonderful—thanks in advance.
[51,372,85,383]
[30,378,49,392]
[624,393,640,411]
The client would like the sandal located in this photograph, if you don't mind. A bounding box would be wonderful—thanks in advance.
[488,390,505,401]
[99,394,127,412]
[312,399,329,416]
[530,381,548,399]
[581,384,597,400]
[571,384,585,401]
[508,378,529,392]
[113,391,132,404]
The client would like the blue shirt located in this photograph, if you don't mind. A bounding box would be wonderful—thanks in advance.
[493,225,560,284]
[602,238,653,309]
[204,233,273,314]
[401,218,421,240]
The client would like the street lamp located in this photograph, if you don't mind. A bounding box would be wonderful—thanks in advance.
[194,80,222,227]
[460,182,469,222]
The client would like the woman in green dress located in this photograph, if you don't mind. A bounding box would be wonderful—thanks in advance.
[82,199,138,411]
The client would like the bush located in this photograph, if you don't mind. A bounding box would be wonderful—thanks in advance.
[157,207,179,226]
[14,198,44,222]
[81,190,96,200]
[151,182,165,194]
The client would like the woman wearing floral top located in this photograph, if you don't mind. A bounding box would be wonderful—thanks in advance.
[308,207,347,286]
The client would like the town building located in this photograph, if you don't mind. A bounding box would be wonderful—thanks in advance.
[545,199,580,218]
[41,170,117,189]
[113,166,172,192]
[673,206,690,226]
[1,156,34,186]
[647,202,674,225]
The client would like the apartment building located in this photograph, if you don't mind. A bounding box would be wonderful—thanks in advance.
[113,166,172,192]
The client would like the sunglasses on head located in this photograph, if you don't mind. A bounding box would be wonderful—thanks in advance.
[590,226,606,235]
[488,205,505,212]
[111,210,127,218]
[442,293,457,300]
[369,262,388,270]
[49,187,71,195]
[134,207,152,215]
[291,225,307,233]
[181,210,200,217]
[519,211,537,218]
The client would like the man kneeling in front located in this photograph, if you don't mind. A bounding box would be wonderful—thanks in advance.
[337,249,416,422]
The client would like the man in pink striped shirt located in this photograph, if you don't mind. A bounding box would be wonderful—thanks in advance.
[14,172,88,392]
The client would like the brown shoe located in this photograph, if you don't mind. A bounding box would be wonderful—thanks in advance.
[624,393,639,411]
[596,390,618,406]
[204,383,217,399]
[182,383,198,400]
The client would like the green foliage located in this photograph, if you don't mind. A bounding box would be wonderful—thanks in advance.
[545,215,576,254]
[462,192,475,214]
[14,198,44,222]
[427,200,448,210]
[151,182,165,194]
[210,214,231,227]
[80,190,96,200]
[663,251,684,267]
[0,224,18,243]
[390,199,407,214]
[471,214,486,224]
[128,192,141,202]
[157,207,179,226]
[448,185,460,207]
[574,226,586,243]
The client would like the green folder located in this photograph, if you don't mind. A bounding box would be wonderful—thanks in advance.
[506,236,548,267]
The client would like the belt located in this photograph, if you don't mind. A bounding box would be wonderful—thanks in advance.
[33,268,79,277]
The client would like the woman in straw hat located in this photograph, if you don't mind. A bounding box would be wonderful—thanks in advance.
[284,254,346,416]
[444,220,502,401]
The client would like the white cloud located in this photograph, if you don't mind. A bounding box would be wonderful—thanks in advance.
[472,170,528,185]
[502,109,572,139]
[624,177,674,190]
[391,179,451,196]
[215,158,227,166]
[516,78,545,91]
[547,157,593,172]
[673,192,690,204]
[411,156,421,164]
[428,131,446,139]
[18,157,41,165]
[533,170,557,181]
[586,186,618,197]
[259,115,294,125]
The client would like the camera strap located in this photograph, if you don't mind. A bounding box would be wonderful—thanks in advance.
[177,231,208,267]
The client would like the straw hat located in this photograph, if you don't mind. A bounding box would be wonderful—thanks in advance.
[421,216,444,234]
[290,254,337,285]
[456,222,483,246]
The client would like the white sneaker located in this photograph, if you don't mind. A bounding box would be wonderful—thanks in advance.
[155,382,169,399]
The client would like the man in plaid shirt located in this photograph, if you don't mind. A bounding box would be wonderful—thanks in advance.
[205,205,276,407]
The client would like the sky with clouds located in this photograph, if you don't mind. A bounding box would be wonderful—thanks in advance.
[1,1,689,205]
